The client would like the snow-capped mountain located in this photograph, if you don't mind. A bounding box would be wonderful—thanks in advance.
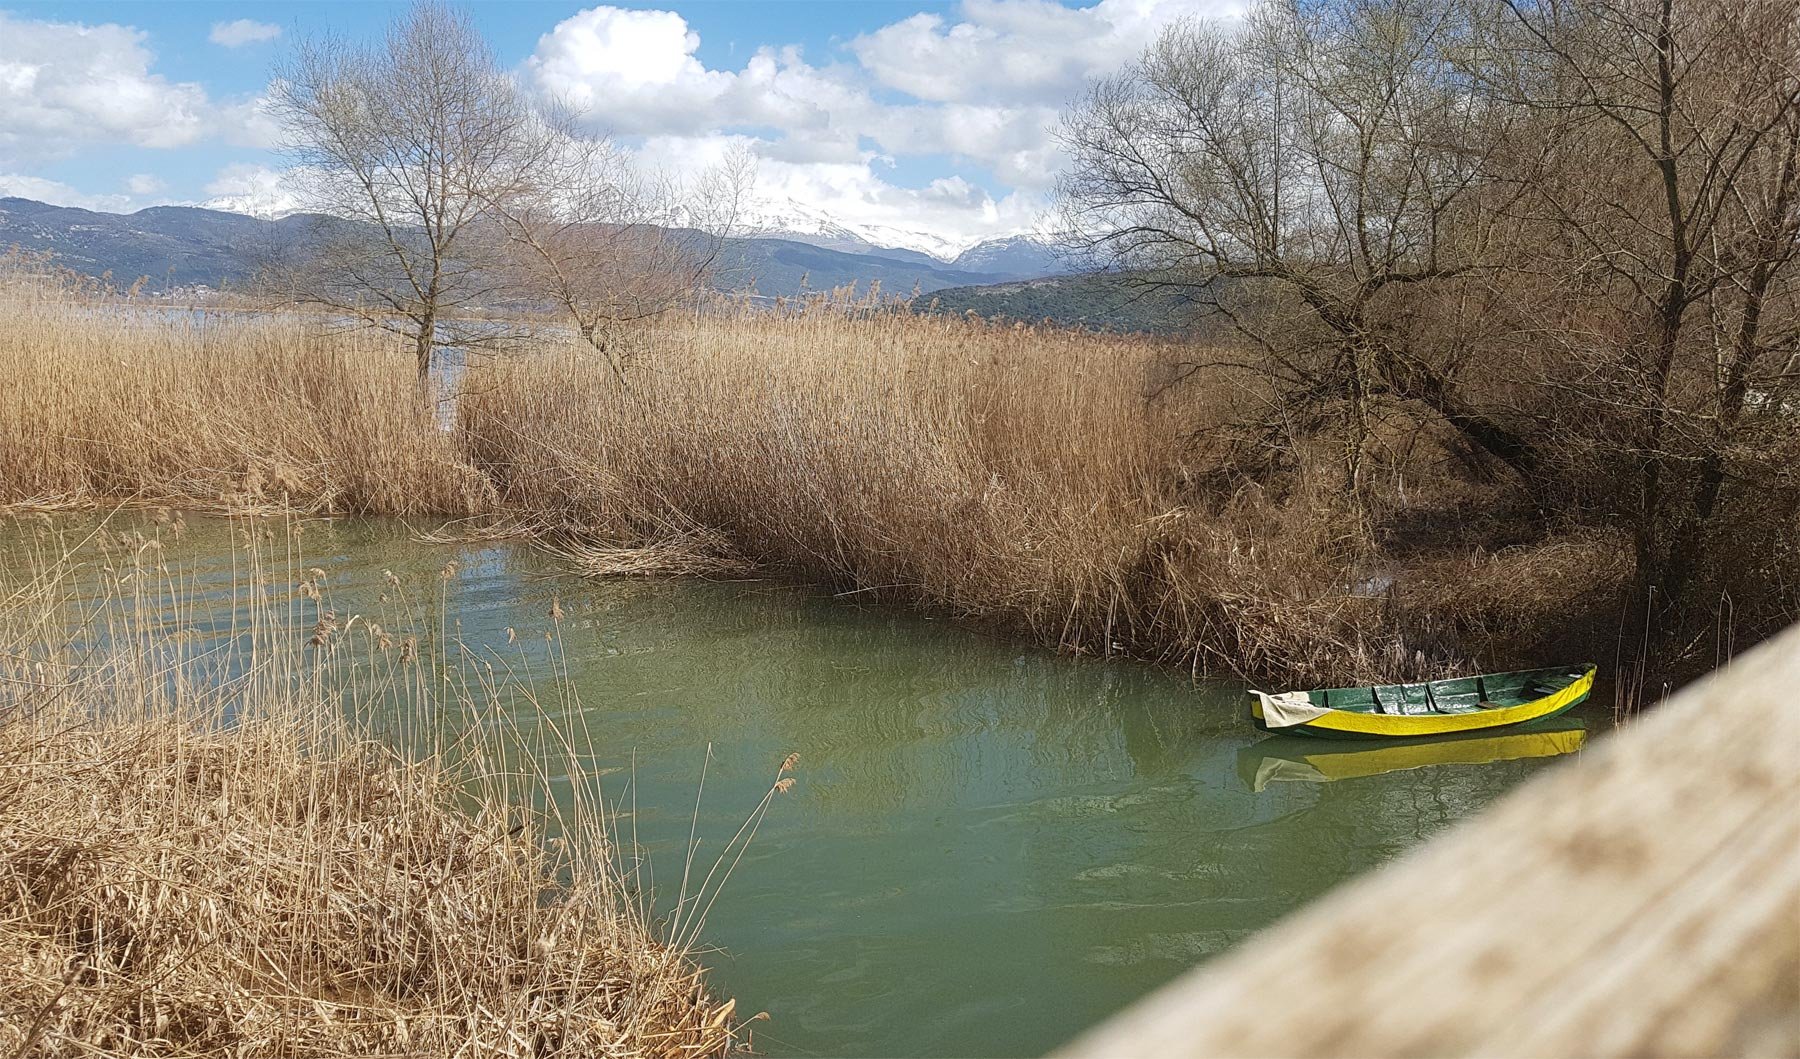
[186,188,1067,278]
[951,236,1065,278]
[0,195,1016,296]
[738,198,1070,278]
[739,197,1004,265]
[198,194,302,220]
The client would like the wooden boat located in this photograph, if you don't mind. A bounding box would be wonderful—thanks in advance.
[1249,663,1596,739]
[1237,721,1588,791]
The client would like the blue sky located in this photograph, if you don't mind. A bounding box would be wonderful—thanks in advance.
[0,0,1242,254]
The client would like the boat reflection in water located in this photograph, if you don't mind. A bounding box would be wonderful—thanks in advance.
[1237,720,1589,792]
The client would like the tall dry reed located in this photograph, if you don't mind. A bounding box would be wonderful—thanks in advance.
[459,309,1451,684]
[0,275,489,516]
[0,514,755,1056]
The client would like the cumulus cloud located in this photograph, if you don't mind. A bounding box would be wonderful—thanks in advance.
[527,11,873,144]
[525,8,1047,192]
[849,0,1244,105]
[526,8,730,135]
[209,19,282,48]
[125,173,166,196]
[0,172,135,212]
[0,12,211,166]
[524,1,1236,249]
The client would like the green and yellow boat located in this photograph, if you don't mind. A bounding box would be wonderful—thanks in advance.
[1236,721,1589,791]
[1249,663,1596,739]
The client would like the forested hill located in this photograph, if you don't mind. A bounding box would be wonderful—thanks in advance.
[916,273,1208,334]
[0,198,318,288]
[710,237,996,299]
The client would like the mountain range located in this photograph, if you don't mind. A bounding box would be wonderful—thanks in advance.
[735,197,1065,277]
[0,196,1068,299]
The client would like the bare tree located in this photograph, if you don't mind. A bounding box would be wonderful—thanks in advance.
[270,2,551,379]
[1058,0,1532,503]
[485,138,753,380]
[1477,0,1800,607]
[1055,0,1800,683]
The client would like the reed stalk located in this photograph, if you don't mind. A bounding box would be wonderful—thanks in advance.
[0,513,748,1056]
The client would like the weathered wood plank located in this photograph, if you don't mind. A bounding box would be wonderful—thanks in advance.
[1059,625,1800,1059]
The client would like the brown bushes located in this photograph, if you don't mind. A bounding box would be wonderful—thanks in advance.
[461,312,1168,625]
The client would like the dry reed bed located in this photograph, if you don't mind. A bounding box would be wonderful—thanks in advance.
[0,285,488,516]
[460,311,1515,683]
[1,279,1617,685]
[0,520,740,1056]
[464,313,1167,610]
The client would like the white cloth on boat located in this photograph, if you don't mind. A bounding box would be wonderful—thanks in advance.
[1253,689,1332,728]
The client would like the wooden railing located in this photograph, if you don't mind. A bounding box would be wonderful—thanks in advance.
[1058,624,1800,1058]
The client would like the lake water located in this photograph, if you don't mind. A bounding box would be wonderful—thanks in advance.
[3,515,1605,1057]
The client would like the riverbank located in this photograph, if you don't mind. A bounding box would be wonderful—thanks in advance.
[2,277,1784,695]
[0,520,741,1056]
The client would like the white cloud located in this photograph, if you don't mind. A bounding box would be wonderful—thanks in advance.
[526,8,1051,189]
[865,101,1067,186]
[209,19,281,48]
[527,13,874,145]
[125,173,166,196]
[526,8,731,135]
[0,12,211,166]
[217,93,284,150]
[524,2,1237,251]
[849,0,1243,106]
[633,133,1050,255]
[0,172,135,212]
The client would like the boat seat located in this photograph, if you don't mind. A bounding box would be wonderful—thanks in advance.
[1373,684,1436,715]
[1433,690,1483,712]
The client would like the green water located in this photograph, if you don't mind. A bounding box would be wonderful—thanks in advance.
[6,516,1604,1058]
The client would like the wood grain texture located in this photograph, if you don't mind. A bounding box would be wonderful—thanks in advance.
[1059,626,1800,1059]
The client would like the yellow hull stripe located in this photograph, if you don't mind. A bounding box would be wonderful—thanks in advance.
[1251,668,1595,737]
[1299,728,1587,780]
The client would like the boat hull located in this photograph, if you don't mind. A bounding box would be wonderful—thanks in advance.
[1250,665,1596,739]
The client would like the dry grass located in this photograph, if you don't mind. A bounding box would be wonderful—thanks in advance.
[0,274,490,516]
[0,517,754,1057]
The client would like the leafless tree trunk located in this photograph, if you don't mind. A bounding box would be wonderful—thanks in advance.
[1483,0,1800,608]
[270,2,552,380]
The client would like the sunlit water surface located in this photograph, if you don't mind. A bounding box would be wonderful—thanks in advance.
[4,516,1607,1058]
